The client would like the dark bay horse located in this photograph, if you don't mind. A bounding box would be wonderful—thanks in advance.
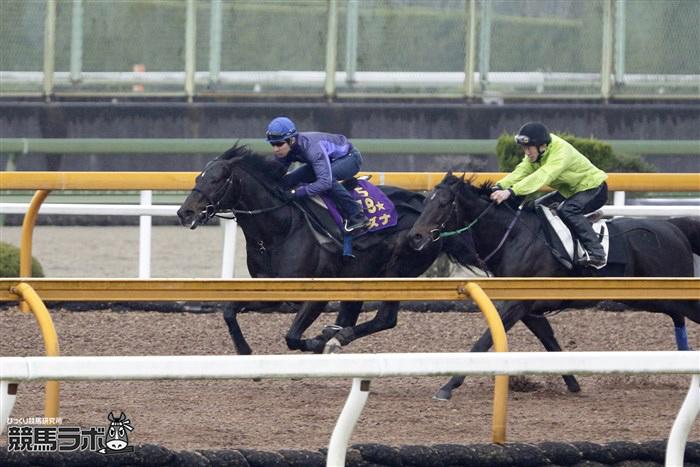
[408,173,700,400]
[177,146,477,355]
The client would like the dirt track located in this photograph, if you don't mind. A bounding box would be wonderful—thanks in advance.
[0,226,698,451]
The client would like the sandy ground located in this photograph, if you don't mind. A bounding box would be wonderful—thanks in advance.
[0,225,698,451]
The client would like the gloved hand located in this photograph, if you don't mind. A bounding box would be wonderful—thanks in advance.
[490,188,514,204]
[290,185,308,198]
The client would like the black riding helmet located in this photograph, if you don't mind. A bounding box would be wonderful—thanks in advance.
[514,122,551,147]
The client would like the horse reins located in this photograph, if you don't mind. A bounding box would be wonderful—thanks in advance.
[434,201,495,240]
[480,204,523,263]
[196,165,291,222]
[429,185,523,264]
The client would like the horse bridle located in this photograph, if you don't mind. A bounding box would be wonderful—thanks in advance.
[427,182,522,264]
[192,171,236,222]
[427,183,494,242]
[193,163,291,224]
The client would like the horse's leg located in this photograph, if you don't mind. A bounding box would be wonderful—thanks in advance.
[285,301,329,353]
[303,301,364,353]
[323,301,400,354]
[435,301,530,401]
[668,300,700,350]
[223,302,252,355]
[623,299,697,351]
[336,301,364,327]
[521,315,580,392]
[222,300,286,355]
[673,316,691,351]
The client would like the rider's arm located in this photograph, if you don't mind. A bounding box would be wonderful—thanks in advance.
[291,146,333,198]
[509,149,570,196]
[497,157,534,189]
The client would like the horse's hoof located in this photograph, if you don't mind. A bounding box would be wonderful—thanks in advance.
[567,383,581,393]
[433,389,452,401]
[252,378,261,382]
[563,375,581,393]
[323,337,342,354]
[305,337,326,354]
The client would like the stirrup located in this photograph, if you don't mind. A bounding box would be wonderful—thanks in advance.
[344,216,370,233]
[575,251,605,268]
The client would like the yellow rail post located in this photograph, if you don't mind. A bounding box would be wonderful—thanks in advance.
[19,189,50,312]
[10,282,60,421]
[462,282,509,444]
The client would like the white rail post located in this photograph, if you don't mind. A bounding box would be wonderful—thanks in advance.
[613,190,625,207]
[0,381,18,435]
[666,374,700,466]
[220,219,237,278]
[139,190,152,278]
[327,378,371,467]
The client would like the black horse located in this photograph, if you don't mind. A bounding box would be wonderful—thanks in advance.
[177,145,477,355]
[408,173,700,400]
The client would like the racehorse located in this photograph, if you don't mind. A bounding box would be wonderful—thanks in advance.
[177,145,478,355]
[408,173,700,400]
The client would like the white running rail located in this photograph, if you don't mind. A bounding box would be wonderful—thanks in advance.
[0,195,238,279]
[1,351,698,466]
[2,197,697,279]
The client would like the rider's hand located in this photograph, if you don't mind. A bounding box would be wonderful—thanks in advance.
[490,189,513,204]
[290,186,307,198]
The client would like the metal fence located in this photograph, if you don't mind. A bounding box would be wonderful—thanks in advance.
[1,0,698,100]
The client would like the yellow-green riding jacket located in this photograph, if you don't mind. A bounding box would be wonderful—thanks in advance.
[497,134,608,199]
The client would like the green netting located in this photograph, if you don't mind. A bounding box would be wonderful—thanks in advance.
[0,0,697,97]
[0,0,45,71]
[624,0,700,74]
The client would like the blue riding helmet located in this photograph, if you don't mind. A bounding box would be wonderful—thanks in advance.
[266,117,298,143]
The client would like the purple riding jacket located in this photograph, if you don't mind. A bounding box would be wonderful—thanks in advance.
[276,132,354,197]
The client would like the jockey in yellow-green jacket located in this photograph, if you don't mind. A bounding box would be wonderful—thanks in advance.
[490,122,609,268]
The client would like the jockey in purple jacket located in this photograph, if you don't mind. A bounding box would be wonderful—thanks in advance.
[266,116,370,234]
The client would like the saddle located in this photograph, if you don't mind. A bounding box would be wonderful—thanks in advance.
[536,204,612,271]
[294,178,409,256]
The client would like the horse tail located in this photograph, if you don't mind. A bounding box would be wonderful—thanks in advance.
[668,217,700,255]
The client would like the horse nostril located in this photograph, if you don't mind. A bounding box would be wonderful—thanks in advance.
[177,209,193,224]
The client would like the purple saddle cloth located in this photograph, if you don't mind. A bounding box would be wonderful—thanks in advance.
[319,179,398,234]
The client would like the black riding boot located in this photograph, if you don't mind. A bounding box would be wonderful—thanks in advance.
[568,215,605,267]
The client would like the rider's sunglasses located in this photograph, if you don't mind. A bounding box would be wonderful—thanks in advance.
[270,141,286,147]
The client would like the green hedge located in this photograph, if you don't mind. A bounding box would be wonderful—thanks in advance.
[0,241,44,277]
[495,133,655,173]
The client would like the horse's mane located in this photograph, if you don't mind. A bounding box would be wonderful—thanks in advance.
[218,144,287,183]
[442,173,540,213]
[440,173,495,200]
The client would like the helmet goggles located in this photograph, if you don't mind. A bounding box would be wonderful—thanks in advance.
[266,131,290,144]
[514,134,532,146]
